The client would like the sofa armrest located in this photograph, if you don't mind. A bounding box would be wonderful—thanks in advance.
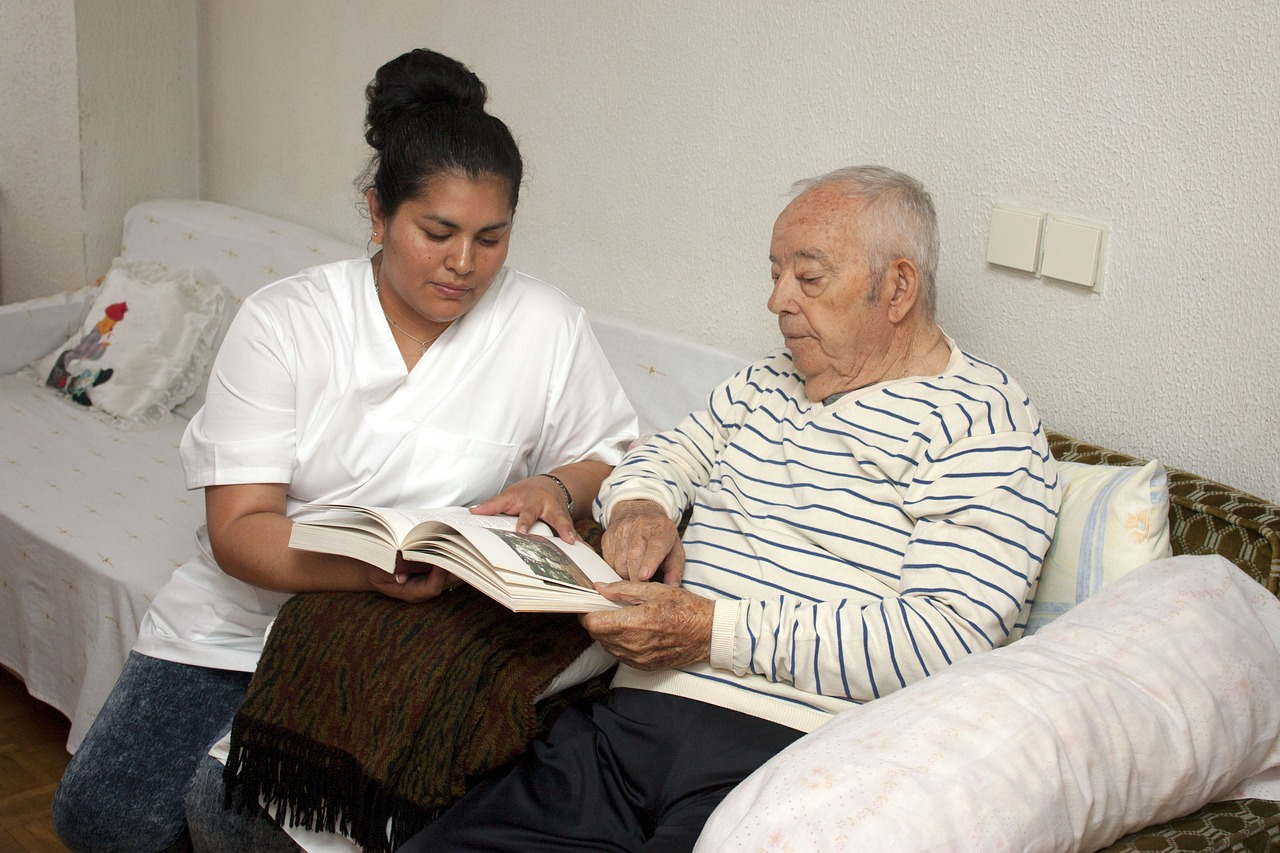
[0,288,96,375]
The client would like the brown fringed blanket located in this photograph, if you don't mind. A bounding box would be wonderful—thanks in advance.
[224,586,594,852]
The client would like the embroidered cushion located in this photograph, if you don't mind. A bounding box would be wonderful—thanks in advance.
[29,258,226,429]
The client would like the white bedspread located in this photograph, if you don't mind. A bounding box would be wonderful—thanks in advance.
[0,374,203,750]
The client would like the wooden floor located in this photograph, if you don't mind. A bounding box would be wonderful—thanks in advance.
[0,669,71,852]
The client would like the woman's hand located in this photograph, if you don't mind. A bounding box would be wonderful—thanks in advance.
[364,554,462,603]
[470,461,612,542]
[470,475,576,541]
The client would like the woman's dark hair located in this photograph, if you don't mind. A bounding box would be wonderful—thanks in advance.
[360,49,523,217]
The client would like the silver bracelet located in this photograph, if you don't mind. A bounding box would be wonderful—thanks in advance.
[538,473,575,515]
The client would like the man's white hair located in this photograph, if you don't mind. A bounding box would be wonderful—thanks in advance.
[791,166,939,320]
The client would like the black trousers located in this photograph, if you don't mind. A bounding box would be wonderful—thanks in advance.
[397,687,804,852]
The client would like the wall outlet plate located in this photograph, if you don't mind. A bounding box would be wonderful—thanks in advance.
[1040,214,1108,291]
[986,203,1045,273]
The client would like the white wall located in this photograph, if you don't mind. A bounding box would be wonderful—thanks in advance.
[0,0,197,304]
[0,0,84,303]
[161,2,1280,502]
[75,0,199,285]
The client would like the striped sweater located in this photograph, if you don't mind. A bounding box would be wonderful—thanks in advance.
[597,343,1060,733]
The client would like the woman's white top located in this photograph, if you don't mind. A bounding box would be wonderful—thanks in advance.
[134,259,638,672]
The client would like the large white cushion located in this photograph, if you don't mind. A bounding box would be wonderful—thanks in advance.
[119,199,360,304]
[696,555,1280,853]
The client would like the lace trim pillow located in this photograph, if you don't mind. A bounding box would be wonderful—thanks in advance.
[29,258,227,429]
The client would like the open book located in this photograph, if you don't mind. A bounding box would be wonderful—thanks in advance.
[287,504,623,612]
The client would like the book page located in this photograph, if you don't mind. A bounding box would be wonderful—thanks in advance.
[398,523,625,612]
[302,504,556,541]
[407,524,620,589]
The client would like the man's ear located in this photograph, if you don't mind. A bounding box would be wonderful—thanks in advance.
[885,258,921,324]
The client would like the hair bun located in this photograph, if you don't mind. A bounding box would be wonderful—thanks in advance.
[365,48,488,150]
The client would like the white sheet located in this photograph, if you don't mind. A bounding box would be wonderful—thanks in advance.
[0,374,203,749]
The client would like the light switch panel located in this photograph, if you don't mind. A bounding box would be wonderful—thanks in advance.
[986,203,1044,273]
[1040,214,1107,290]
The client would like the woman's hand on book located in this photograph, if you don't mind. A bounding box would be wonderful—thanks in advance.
[364,557,460,603]
[470,475,577,542]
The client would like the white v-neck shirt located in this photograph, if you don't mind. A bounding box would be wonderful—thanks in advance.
[135,259,637,671]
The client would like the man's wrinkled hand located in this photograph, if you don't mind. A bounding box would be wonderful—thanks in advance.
[602,500,685,584]
[580,581,713,670]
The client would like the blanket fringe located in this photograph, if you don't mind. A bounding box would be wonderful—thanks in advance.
[225,718,437,852]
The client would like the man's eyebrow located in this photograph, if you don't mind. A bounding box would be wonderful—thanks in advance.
[793,248,831,264]
[770,248,831,262]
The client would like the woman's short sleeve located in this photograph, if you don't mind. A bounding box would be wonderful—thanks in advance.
[180,299,299,488]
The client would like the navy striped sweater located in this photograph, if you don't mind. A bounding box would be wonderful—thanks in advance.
[597,344,1060,732]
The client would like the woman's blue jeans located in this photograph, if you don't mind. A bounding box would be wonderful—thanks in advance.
[50,651,295,853]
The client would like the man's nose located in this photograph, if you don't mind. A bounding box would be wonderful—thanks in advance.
[767,275,795,315]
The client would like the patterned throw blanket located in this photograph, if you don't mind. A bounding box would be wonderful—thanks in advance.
[223,587,594,852]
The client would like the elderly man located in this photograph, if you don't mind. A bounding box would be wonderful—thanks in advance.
[400,165,1060,852]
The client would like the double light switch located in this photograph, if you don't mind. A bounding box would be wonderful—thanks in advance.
[986,202,1108,291]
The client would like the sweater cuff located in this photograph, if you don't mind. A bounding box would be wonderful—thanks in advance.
[599,486,679,527]
[708,598,740,671]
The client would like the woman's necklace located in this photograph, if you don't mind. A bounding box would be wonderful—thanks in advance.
[374,255,444,356]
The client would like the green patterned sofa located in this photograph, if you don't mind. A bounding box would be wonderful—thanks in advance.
[1046,431,1280,852]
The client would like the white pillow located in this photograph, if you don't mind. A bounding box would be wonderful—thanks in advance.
[171,290,240,421]
[1022,458,1172,635]
[696,555,1280,853]
[29,258,227,429]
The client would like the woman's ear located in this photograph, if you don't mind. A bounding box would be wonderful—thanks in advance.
[885,258,921,324]
[366,189,385,245]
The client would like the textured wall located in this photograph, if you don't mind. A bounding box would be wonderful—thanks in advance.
[0,0,85,303]
[197,1,1278,501]
[76,0,199,287]
[0,0,197,303]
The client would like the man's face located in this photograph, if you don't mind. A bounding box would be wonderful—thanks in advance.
[767,185,890,401]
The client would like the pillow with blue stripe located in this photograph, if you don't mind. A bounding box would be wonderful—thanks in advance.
[1022,459,1172,635]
